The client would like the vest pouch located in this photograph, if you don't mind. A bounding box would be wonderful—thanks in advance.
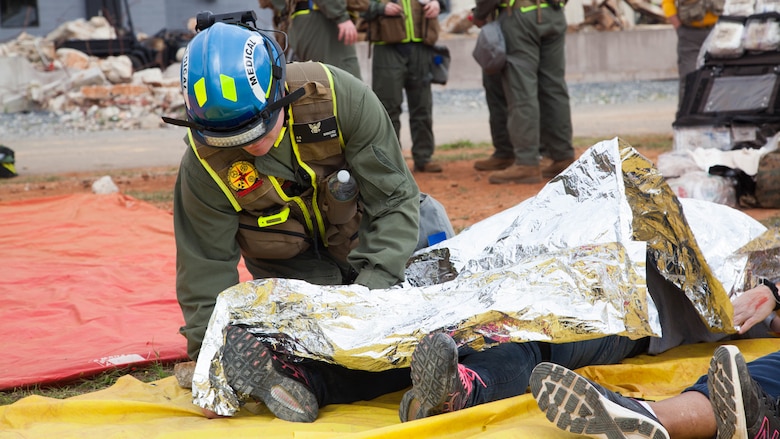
[422,18,440,46]
[320,171,359,225]
[369,16,408,43]
[324,213,361,262]
[237,211,311,260]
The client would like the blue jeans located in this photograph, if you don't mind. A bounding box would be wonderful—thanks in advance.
[460,335,650,405]
[685,350,780,399]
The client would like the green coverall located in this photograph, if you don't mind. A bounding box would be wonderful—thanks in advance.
[475,0,573,166]
[289,0,363,79]
[173,66,420,360]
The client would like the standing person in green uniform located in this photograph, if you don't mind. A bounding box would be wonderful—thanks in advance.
[363,0,446,173]
[287,0,364,78]
[163,15,420,422]
[472,0,575,184]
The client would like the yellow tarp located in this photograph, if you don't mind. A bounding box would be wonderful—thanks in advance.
[3,338,779,438]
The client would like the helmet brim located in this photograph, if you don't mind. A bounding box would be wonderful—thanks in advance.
[193,106,281,148]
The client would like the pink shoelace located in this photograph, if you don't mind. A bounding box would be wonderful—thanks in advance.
[443,364,487,412]
[458,364,487,393]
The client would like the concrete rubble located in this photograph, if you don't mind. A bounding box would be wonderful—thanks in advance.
[0,15,186,130]
[0,2,665,130]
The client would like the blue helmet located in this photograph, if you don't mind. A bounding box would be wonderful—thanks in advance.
[179,22,287,148]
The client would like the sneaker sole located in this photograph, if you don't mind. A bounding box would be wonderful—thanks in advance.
[222,326,318,423]
[411,333,460,417]
[530,362,669,439]
[708,345,749,439]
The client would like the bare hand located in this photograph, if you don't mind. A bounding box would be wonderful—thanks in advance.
[384,2,403,16]
[668,14,681,29]
[423,0,440,18]
[202,407,228,419]
[337,19,358,45]
[731,284,778,334]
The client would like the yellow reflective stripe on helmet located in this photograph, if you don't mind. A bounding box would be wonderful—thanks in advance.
[194,77,207,107]
[220,74,237,102]
[187,129,242,212]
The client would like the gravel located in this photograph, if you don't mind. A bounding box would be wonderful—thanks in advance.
[0,79,679,138]
[432,79,679,114]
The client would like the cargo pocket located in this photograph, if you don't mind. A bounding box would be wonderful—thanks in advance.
[237,212,311,260]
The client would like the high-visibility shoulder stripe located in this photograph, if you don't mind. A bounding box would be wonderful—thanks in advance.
[188,129,242,212]
[320,64,346,149]
[287,108,328,241]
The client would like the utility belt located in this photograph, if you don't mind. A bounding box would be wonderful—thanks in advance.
[291,0,318,18]
[498,0,563,13]
[291,0,363,19]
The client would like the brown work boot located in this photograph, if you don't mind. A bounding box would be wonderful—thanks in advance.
[414,162,443,173]
[542,158,575,178]
[474,156,514,171]
[488,164,542,184]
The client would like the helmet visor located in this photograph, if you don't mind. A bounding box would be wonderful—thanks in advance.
[197,107,280,148]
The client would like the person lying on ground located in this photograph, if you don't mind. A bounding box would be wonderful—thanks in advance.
[398,275,780,422]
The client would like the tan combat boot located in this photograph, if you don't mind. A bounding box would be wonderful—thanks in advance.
[542,158,575,178]
[488,164,542,184]
[414,162,443,173]
[474,156,514,171]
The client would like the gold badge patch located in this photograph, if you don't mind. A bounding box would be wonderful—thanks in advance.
[227,160,262,196]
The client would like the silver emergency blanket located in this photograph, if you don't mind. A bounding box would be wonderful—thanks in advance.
[192,138,771,415]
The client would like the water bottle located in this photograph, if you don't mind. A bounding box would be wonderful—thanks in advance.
[324,170,358,224]
[328,170,358,202]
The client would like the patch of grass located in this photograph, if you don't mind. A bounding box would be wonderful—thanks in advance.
[437,139,492,151]
[125,190,174,206]
[0,362,176,406]
[573,134,674,151]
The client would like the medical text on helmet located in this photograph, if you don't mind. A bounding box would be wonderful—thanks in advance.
[244,35,267,105]
[181,50,190,109]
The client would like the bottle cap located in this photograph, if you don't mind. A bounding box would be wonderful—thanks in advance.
[337,169,351,183]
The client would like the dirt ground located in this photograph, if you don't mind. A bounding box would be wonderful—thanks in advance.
[2,143,779,231]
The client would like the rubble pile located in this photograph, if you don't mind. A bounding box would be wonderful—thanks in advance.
[0,3,668,131]
[0,16,185,130]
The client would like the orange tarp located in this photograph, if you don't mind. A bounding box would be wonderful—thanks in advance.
[1,194,197,389]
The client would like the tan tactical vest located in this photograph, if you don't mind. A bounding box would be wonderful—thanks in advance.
[367,0,440,45]
[677,0,724,24]
[188,62,360,263]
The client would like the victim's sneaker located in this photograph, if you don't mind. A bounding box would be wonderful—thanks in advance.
[400,332,486,421]
[708,345,780,439]
[530,362,669,439]
[221,325,318,423]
